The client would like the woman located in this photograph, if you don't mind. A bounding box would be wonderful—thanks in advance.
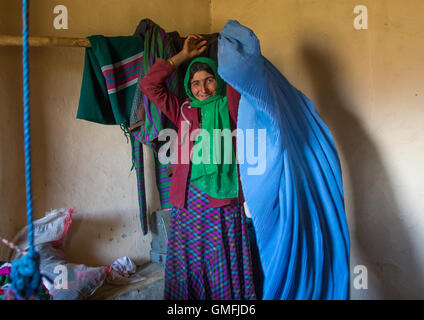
[140,34,256,300]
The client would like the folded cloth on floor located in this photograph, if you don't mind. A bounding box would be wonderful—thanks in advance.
[107,256,146,285]
[110,256,137,277]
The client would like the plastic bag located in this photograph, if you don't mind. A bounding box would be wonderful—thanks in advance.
[37,243,108,300]
[10,208,109,300]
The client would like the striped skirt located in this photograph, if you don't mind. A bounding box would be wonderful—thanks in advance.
[164,182,256,300]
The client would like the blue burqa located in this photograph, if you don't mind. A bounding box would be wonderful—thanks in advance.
[217,20,350,300]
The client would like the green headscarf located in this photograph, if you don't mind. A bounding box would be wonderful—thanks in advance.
[184,57,239,199]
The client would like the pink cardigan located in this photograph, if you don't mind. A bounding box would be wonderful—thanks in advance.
[139,58,244,208]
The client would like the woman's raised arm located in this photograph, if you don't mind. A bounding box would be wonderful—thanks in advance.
[139,35,208,125]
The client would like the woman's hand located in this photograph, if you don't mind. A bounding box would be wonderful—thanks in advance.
[167,34,207,68]
[182,34,207,59]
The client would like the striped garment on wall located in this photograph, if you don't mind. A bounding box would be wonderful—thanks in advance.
[101,52,144,95]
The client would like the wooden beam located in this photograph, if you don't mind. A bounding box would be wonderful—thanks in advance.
[0,35,91,47]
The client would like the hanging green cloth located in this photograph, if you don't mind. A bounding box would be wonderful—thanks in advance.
[76,35,149,233]
[184,57,238,199]
[77,35,144,125]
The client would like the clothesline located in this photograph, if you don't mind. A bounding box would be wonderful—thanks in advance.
[0,35,90,47]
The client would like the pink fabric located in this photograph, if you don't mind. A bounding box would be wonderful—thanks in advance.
[0,265,11,276]
[51,208,74,249]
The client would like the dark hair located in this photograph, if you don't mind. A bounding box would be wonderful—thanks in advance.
[188,62,215,84]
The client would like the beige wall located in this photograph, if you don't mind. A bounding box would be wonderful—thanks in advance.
[1,0,423,299]
[0,0,210,266]
[211,0,424,299]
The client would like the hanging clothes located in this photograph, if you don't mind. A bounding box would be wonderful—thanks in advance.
[129,19,223,235]
[77,35,144,125]
[130,19,180,144]
[76,20,223,236]
[129,20,181,234]
[76,34,152,235]
[217,20,350,300]
[130,18,220,131]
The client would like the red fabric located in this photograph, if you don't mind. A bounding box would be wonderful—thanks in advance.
[140,58,244,208]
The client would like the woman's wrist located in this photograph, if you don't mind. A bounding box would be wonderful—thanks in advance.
[168,51,188,68]
[167,57,177,68]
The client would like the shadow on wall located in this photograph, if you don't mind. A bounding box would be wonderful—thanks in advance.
[0,0,26,260]
[0,50,49,261]
[300,43,423,299]
[0,47,28,260]
[64,211,149,267]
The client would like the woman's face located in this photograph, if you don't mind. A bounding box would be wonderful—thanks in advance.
[190,70,217,101]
